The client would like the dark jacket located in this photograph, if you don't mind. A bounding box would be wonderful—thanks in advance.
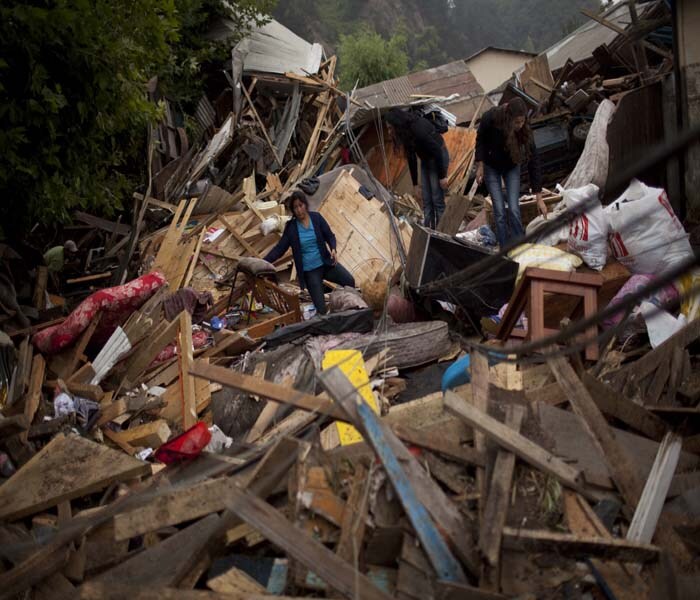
[475,107,542,193]
[405,117,449,186]
[263,211,336,290]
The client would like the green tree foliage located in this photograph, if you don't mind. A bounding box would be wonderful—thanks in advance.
[338,28,409,90]
[0,0,271,232]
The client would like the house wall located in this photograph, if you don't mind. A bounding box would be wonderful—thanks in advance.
[465,52,531,94]
[677,0,700,220]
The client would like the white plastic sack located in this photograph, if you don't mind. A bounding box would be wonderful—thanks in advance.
[559,183,608,271]
[605,180,692,275]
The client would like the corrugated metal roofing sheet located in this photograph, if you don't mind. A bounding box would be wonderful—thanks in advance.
[212,18,323,76]
[349,60,484,127]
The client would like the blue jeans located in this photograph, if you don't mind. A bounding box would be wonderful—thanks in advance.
[304,263,355,315]
[421,146,449,229]
[484,163,524,247]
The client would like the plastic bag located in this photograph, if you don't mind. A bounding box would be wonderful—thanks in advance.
[605,179,692,275]
[601,274,680,338]
[560,183,608,271]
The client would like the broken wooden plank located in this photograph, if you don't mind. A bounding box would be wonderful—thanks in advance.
[391,423,485,468]
[66,272,112,285]
[582,373,667,441]
[20,354,45,443]
[190,360,347,420]
[50,316,99,381]
[470,352,490,517]
[529,373,668,441]
[64,381,104,402]
[33,266,48,310]
[178,311,197,429]
[206,564,266,595]
[480,404,525,570]
[435,580,507,600]
[109,420,171,449]
[113,477,239,541]
[121,318,180,387]
[564,490,648,600]
[0,414,29,439]
[0,434,149,521]
[336,463,370,563]
[321,366,468,584]
[226,483,394,600]
[627,432,682,544]
[79,583,295,599]
[502,527,660,562]
[95,514,221,588]
[219,213,261,258]
[548,356,643,507]
[444,391,584,491]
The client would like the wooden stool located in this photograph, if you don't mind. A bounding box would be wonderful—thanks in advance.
[496,267,604,361]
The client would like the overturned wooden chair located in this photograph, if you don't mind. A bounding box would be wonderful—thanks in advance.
[225,257,301,330]
[496,267,604,361]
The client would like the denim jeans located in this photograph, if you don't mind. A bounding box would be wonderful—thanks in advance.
[483,163,524,247]
[304,263,356,315]
[421,146,450,229]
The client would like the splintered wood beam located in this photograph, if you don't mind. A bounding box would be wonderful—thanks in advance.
[547,356,643,508]
[240,83,282,165]
[178,311,197,429]
[444,391,584,492]
[21,354,45,443]
[471,352,490,518]
[321,366,469,583]
[548,356,696,566]
[189,360,347,420]
[218,214,260,257]
[113,477,240,541]
[336,463,370,563]
[564,490,648,600]
[391,423,485,468]
[225,483,394,600]
[502,527,660,563]
[109,420,171,449]
[627,432,682,545]
[580,8,672,60]
[480,405,525,571]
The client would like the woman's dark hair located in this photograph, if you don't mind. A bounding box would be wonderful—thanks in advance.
[288,190,309,214]
[385,108,419,154]
[493,98,534,165]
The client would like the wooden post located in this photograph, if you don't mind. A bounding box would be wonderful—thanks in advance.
[178,311,197,429]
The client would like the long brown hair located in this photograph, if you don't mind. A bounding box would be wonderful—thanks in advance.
[493,98,534,165]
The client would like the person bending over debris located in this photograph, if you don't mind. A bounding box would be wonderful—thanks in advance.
[475,97,546,247]
[43,240,78,274]
[385,107,450,229]
[264,190,355,316]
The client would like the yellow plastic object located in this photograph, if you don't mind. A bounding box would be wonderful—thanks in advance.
[507,243,583,284]
[677,268,700,321]
[321,349,379,446]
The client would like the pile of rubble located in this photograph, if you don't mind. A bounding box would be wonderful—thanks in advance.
[1,4,700,599]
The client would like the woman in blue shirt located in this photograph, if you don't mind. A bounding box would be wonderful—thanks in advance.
[264,191,355,315]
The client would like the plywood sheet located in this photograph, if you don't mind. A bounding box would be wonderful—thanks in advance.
[319,170,412,285]
[0,434,150,521]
